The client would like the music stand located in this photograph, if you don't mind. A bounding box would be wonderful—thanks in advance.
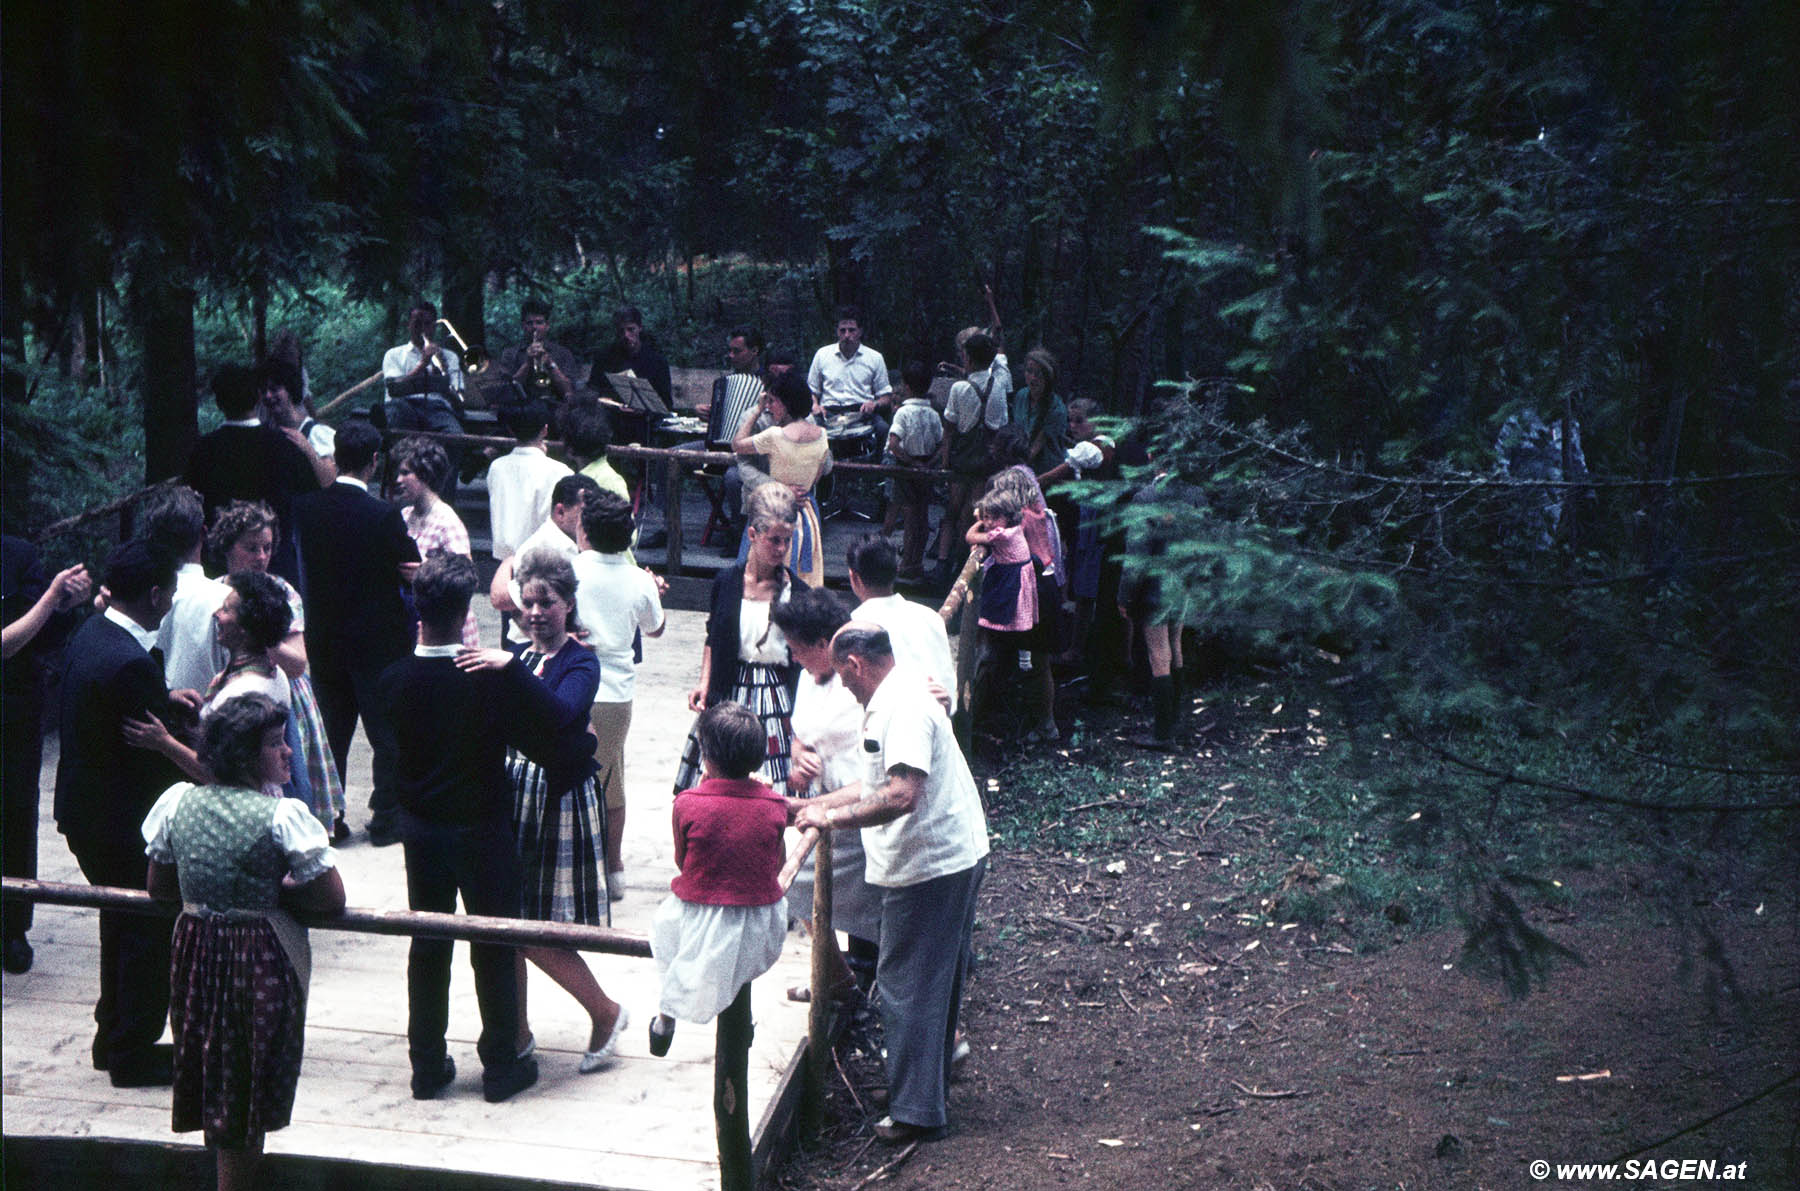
[604,372,669,419]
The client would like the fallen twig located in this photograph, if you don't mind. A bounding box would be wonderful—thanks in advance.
[832,1043,866,1115]
[1119,985,1138,1013]
[852,1141,921,1189]
[1195,795,1229,835]
[1066,797,1140,814]
[1231,1080,1307,1100]
[1034,911,1116,938]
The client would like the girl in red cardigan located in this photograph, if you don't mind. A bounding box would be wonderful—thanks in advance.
[648,701,790,1055]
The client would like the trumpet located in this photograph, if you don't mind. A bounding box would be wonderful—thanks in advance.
[431,318,489,374]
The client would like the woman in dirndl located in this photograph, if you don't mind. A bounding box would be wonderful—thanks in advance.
[675,482,808,798]
[456,546,627,1073]
[143,693,345,1191]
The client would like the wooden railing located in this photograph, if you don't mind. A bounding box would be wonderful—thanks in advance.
[4,843,843,1191]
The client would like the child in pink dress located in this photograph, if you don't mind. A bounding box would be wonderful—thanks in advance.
[968,487,1037,633]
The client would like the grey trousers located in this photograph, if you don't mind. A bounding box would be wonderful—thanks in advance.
[876,857,986,1129]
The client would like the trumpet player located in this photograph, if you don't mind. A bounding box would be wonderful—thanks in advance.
[382,300,466,500]
[486,298,578,407]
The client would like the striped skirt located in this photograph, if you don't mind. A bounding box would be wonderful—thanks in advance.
[672,662,796,799]
[509,754,608,925]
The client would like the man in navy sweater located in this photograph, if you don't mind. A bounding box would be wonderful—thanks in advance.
[378,552,578,1104]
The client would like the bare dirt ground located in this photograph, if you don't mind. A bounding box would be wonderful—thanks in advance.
[773,704,1799,1191]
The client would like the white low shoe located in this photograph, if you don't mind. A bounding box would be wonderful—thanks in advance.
[579,1007,630,1074]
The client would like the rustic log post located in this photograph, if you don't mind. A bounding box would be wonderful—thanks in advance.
[715,982,754,1191]
[664,456,685,573]
[803,829,835,1135]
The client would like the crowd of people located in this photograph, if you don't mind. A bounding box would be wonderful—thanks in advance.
[0,292,1204,1179]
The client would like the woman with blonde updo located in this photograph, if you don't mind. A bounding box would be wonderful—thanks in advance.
[673,483,808,797]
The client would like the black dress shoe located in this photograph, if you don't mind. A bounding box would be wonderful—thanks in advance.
[2,935,32,974]
[366,823,402,848]
[482,1055,538,1103]
[332,816,351,844]
[109,1043,175,1088]
[411,1054,456,1100]
[648,1015,675,1057]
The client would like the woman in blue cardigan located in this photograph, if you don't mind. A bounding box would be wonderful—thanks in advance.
[458,547,628,1074]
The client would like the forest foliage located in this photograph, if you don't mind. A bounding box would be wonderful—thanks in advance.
[4,0,1796,782]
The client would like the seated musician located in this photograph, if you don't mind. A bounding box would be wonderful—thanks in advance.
[481,298,580,411]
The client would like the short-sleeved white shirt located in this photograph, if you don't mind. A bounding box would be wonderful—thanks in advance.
[854,594,957,713]
[858,668,988,888]
[807,343,893,412]
[570,550,664,703]
[888,398,943,460]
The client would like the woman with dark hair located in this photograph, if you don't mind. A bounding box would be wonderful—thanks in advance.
[143,693,346,1191]
[455,547,627,1071]
[674,483,807,798]
[207,502,345,836]
[125,569,298,787]
[394,434,480,648]
[732,369,831,587]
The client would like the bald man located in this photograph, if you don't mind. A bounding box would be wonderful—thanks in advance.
[794,623,987,1144]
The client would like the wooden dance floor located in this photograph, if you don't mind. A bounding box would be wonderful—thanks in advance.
[2,607,817,1189]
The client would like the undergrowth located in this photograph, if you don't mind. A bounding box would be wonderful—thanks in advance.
[984,680,1797,994]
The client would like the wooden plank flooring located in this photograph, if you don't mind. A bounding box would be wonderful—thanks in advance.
[3,604,818,1190]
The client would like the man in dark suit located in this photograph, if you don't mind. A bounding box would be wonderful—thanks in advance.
[183,363,323,584]
[293,419,421,846]
[53,539,188,1086]
[379,552,575,1103]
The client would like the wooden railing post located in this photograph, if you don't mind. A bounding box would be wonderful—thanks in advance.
[803,830,835,1136]
[663,455,685,573]
[715,982,754,1191]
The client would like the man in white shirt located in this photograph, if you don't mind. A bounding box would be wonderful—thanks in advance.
[490,473,600,646]
[142,486,229,695]
[382,300,466,501]
[847,534,956,713]
[807,305,893,420]
[794,623,988,1145]
[487,400,573,561]
[570,491,665,898]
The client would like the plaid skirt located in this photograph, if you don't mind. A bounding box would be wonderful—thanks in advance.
[672,662,796,798]
[289,674,345,825]
[510,754,608,925]
[169,911,306,1147]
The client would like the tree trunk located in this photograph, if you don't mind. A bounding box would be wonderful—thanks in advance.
[141,284,198,483]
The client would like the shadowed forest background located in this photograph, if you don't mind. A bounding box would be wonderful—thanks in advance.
[4,0,1797,983]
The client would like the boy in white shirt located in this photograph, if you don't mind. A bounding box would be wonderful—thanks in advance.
[885,361,943,578]
[570,491,666,898]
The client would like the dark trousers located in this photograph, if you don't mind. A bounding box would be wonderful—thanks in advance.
[877,857,985,1129]
[67,834,172,1067]
[400,811,521,1079]
[2,704,42,940]
[311,647,403,827]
